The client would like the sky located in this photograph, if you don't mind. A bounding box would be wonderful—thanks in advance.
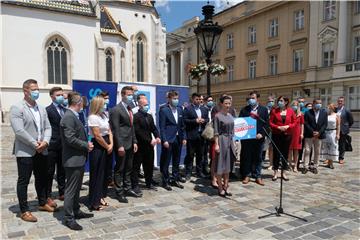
[156,0,241,32]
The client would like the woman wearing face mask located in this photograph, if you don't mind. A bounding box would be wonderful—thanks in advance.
[288,100,304,172]
[269,96,296,181]
[320,104,340,169]
[87,96,113,210]
[213,95,236,197]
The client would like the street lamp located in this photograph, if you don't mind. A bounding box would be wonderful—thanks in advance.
[194,4,223,96]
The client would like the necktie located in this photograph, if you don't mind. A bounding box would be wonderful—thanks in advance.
[59,106,65,117]
[127,106,133,127]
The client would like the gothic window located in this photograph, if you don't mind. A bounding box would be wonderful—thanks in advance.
[47,37,69,84]
[136,37,144,82]
[105,49,113,82]
[120,50,125,82]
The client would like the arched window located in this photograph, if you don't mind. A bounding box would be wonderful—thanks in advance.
[105,49,113,82]
[120,50,125,82]
[47,37,69,84]
[136,37,144,82]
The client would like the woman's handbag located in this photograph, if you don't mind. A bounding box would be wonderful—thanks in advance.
[202,120,214,140]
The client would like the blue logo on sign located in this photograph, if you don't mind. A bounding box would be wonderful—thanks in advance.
[89,88,102,99]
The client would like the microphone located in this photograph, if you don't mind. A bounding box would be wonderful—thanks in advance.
[250,112,267,124]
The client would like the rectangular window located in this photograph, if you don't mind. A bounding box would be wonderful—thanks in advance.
[269,18,279,38]
[227,33,234,49]
[348,86,360,110]
[248,59,256,79]
[269,55,278,75]
[356,1,360,14]
[293,49,304,72]
[324,1,336,21]
[355,36,360,61]
[248,26,256,44]
[187,47,192,62]
[322,43,334,67]
[294,10,304,31]
[227,64,234,81]
[319,88,331,107]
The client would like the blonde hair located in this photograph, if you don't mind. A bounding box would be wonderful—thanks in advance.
[89,96,105,115]
[290,100,301,116]
[328,103,336,114]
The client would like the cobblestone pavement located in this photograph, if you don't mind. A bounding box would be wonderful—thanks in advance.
[1,125,359,239]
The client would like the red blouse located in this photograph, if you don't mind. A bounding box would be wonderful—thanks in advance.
[269,107,296,135]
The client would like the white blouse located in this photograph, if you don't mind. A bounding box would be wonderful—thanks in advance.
[88,114,110,137]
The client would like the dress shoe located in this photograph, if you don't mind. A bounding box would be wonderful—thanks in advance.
[64,220,83,231]
[302,168,308,174]
[117,194,128,203]
[177,177,186,183]
[145,184,158,191]
[20,211,37,222]
[162,183,172,191]
[313,168,318,174]
[133,187,143,196]
[75,211,94,219]
[171,181,184,189]
[197,172,206,178]
[255,178,265,186]
[185,174,191,181]
[58,195,65,201]
[47,198,57,208]
[39,203,56,212]
[242,177,250,184]
[127,189,142,198]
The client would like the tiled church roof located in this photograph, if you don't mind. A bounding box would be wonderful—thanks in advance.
[100,6,128,41]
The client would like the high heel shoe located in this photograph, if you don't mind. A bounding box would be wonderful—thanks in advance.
[272,175,278,181]
[211,183,219,189]
[218,190,226,198]
[224,189,232,197]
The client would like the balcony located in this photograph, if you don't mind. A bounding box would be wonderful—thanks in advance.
[332,61,360,79]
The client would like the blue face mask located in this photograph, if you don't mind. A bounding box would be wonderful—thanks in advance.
[292,106,298,112]
[104,103,108,110]
[101,104,106,113]
[267,101,274,108]
[278,101,285,109]
[248,98,257,107]
[126,95,133,103]
[207,101,214,108]
[142,105,150,113]
[63,99,68,107]
[171,99,179,107]
[30,90,39,101]
[55,95,64,105]
[104,99,110,105]
[314,103,322,110]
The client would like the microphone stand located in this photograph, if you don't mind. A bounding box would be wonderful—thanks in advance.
[254,114,307,222]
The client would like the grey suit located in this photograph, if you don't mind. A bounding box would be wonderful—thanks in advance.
[10,100,51,213]
[337,107,354,160]
[60,109,88,221]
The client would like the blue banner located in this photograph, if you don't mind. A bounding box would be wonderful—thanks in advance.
[233,117,257,140]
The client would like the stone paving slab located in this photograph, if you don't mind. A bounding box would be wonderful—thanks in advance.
[1,125,360,239]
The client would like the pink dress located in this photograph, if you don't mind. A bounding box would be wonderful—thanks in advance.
[290,114,304,150]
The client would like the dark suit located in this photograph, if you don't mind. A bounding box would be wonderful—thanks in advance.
[109,102,137,195]
[183,104,209,176]
[60,109,88,222]
[46,102,66,198]
[133,110,160,187]
[159,104,185,184]
[336,107,354,160]
[239,105,269,179]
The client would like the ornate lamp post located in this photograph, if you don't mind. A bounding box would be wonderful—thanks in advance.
[194,4,223,96]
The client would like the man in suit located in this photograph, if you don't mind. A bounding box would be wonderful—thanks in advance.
[60,91,94,231]
[133,95,161,190]
[46,87,66,207]
[159,90,187,191]
[336,96,354,164]
[10,79,55,222]
[203,96,214,174]
[184,93,209,180]
[303,98,328,174]
[239,91,269,186]
[109,86,139,203]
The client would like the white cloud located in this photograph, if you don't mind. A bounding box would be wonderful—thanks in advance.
[156,0,171,13]
[214,0,241,13]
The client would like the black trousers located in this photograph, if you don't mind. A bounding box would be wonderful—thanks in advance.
[132,142,155,187]
[114,147,133,195]
[47,148,65,197]
[338,133,347,160]
[16,153,48,213]
[160,136,182,184]
[64,166,84,222]
[88,136,109,208]
[184,137,204,176]
[106,152,114,184]
[240,139,264,179]
[272,134,291,170]
[203,140,210,170]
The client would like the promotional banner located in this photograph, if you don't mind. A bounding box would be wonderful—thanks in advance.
[233,117,257,140]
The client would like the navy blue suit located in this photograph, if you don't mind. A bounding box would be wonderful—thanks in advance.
[159,104,186,184]
[183,104,209,176]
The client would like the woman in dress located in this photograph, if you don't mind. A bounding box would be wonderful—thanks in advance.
[214,95,236,197]
[321,103,340,169]
[269,96,296,181]
[88,96,113,210]
[288,100,304,172]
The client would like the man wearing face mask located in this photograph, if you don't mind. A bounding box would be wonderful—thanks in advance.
[263,95,275,170]
[10,79,53,222]
[336,96,353,165]
[239,90,269,185]
[133,95,161,190]
[159,90,187,190]
[60,91,94,230]
[63,92,69,108]
[297,97,306,114]
[303,98,328,174]
[109,86,139,202]
[46,87,67,206]
[129,85,140,114]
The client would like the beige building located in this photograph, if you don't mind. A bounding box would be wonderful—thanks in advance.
[166,0,360,127]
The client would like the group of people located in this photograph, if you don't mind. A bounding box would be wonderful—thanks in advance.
[10,79,354,231]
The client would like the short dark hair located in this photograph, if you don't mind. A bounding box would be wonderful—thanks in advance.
[68,91,82,106]
[99,91,109,98]
[220,95,232,104]
[205,95,213,101]
[277,96,290,107]
[305,103,312,108]
[313,98,321,103]
[49,87,63,96]
[121,86,133,95]
[22,79,37,89]
[249,90,260,98]
[167,90,179,98]
[137,93,146,101]
[191,93,200,99]
[338,96,345,100]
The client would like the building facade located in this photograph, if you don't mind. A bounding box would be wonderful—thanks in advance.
[0,0,167,121]
[166,0,360,127]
